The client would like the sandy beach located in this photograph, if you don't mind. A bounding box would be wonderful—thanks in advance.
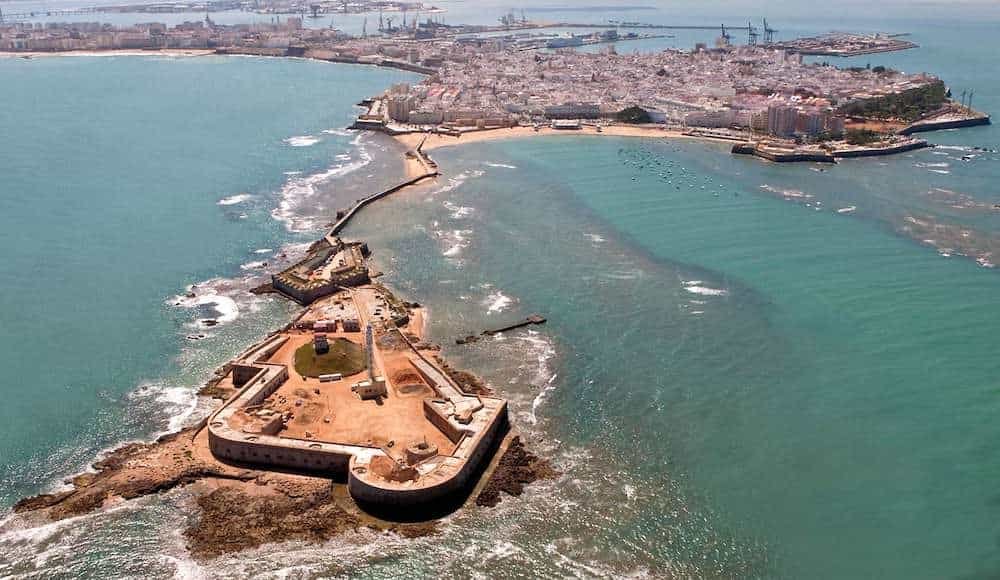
[393,124,726,152]
[0,49,215,59]
[403,150,431,179]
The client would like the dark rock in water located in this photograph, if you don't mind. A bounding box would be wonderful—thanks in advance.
[250,282,277,295]
[201,319,219,327]
[476,436,557,508]
[186,292,197,299]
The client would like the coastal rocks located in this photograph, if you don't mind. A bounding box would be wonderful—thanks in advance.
[13,428,259,521]
[434,356,492,395]
[184,485,360,559]
[249,281,278,295]
[184,480,440,559]
[476,436,557,508]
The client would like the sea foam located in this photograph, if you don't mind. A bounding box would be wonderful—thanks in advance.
[283,135,320,147]
[683,280,727,296]
[272,140,373,232]
[485,290,514,313]
[217,193,252,206]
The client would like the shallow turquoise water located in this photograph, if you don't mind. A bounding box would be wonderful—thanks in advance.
[2,7,1000,579]
[0,55,416,508]
[337,132,1000,578]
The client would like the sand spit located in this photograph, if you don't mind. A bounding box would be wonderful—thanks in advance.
[6,128,550,561]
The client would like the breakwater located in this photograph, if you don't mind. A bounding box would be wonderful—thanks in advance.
[456,315,548,344]
[732,143,836,163]
[732,139,931,163]
[267,138,438,306]
[900,114,992,135]
[326,139,437,241]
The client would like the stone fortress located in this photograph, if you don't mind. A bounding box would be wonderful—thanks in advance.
[271,238,371,305]
[211,265,508,512]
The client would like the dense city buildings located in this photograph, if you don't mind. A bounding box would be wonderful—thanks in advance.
[368,40,944,142]
[1,18,980,148]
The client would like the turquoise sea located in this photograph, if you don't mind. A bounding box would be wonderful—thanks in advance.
[2,3,1000,578]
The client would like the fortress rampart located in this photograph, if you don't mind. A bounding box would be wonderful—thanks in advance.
[206,303,509,512]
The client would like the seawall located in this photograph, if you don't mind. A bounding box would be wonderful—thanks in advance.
[900,115,992,135]
[731,143,836,163]
[732,139,931,163]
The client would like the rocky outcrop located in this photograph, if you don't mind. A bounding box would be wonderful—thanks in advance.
[476,436,557,508]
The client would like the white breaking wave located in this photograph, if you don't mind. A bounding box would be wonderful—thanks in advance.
[254,248,273,254]
[683,280,727,296]
[272,141,373,232]
[128,381,200,434]
[684,285,727,296]
[585,233,606,244]
[529,372,559,426]
[484,161,517,169]
[321,128,352,136]
[283,135,321,147]
[443,200,475,219]
[217,193,252,206]
[929,169,951,174]
[427,169,484,197]
[171,286,240,325]
[239,260,268,271]
[433,228,473,259]
[484,290,514,314]
[511,329,558,425]
[760,184,814,199]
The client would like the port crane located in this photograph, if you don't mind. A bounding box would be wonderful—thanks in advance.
[763,18,777,43]
[719,23,731,46]
[747,20,758,45]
